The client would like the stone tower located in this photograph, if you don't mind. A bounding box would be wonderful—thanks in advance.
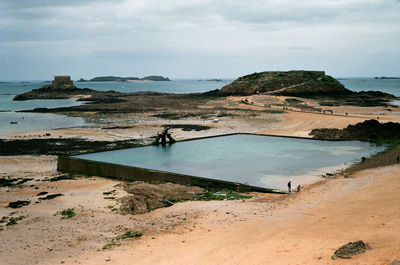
[50,76,76,89]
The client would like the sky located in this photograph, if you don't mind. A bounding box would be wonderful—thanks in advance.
[1,0,399,80]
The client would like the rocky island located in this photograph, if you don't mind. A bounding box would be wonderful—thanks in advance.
[78,75,170,82]
[220,70,348,96]
[374,76,400,80]
[219,70,398,106]
[13,75,122,101]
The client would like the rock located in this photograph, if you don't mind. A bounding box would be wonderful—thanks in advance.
[332,240,371,259]
[220,70,348,96]
[389,260,400,265]
[310,119,400,141]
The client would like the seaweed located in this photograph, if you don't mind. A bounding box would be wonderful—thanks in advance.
[7,200,30,208]
[193,189,253,201]
[0,178,33,187]
[163,124,211,131]
[54,208,76,219]
[38,193,64,200]
[0,138,142,156]
[103,231,143,250]
[44,175,75,182]
[103,190,116,195]
[6,216,25,226]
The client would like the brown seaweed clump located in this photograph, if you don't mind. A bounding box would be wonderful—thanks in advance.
[332,240,371,259]
[120,182,204,214]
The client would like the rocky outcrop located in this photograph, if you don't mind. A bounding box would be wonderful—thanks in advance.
[310,119,400,141]
[13,75,123,101]
[220,70,349,96]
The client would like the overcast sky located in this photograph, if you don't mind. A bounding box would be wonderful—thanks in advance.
[1,0,399,80]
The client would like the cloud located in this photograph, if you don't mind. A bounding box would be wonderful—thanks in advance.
[0,0,399,79]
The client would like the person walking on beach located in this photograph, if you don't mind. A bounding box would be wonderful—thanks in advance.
[287,181,292,193]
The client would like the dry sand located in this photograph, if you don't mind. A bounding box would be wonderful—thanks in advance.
[1,95,400,264]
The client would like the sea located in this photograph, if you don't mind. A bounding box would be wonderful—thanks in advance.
[0,78,399,137]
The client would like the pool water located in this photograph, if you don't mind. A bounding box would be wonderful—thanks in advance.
[74,134,386,190]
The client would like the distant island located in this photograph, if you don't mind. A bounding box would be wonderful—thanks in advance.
[78,75,170,82]
[197,79,224,82]
[374,77,400,80]
[13,75,121,101]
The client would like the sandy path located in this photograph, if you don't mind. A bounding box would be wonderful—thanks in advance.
[50,165,400,265]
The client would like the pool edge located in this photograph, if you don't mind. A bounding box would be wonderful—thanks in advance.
[57,156,284,194]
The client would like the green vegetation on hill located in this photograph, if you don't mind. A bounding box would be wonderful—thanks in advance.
[220,70,347,96]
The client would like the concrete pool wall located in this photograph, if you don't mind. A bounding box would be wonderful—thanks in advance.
[57,133,386,193]
[57,155,279,193]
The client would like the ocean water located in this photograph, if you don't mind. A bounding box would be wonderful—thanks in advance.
[73,79,232,94]
[0,112,86,137]
[0,78,399,136]
[0,82,86,137]
[338,78,400,97]
[75,134,386,190]
[1,77,398,97]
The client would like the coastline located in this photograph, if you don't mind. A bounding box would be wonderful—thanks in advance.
[1,93,400,264]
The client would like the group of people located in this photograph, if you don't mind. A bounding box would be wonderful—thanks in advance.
[287,181,301,193]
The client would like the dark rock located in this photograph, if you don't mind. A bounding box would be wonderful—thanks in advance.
[310,119,400,142]
[38,193,64,200]
[389,260,400,265]
[332,240,371,259]
[7,200,30,208]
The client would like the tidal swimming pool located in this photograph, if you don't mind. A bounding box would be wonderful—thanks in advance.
[73,134,386,190]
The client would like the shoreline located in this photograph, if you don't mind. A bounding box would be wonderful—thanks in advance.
[1,94,400,264]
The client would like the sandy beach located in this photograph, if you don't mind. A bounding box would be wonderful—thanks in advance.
[1,95,400,264]
[3,0,400,263]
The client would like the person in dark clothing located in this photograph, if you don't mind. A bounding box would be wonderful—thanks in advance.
[287,181,292,193]
[397,155,399,164]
